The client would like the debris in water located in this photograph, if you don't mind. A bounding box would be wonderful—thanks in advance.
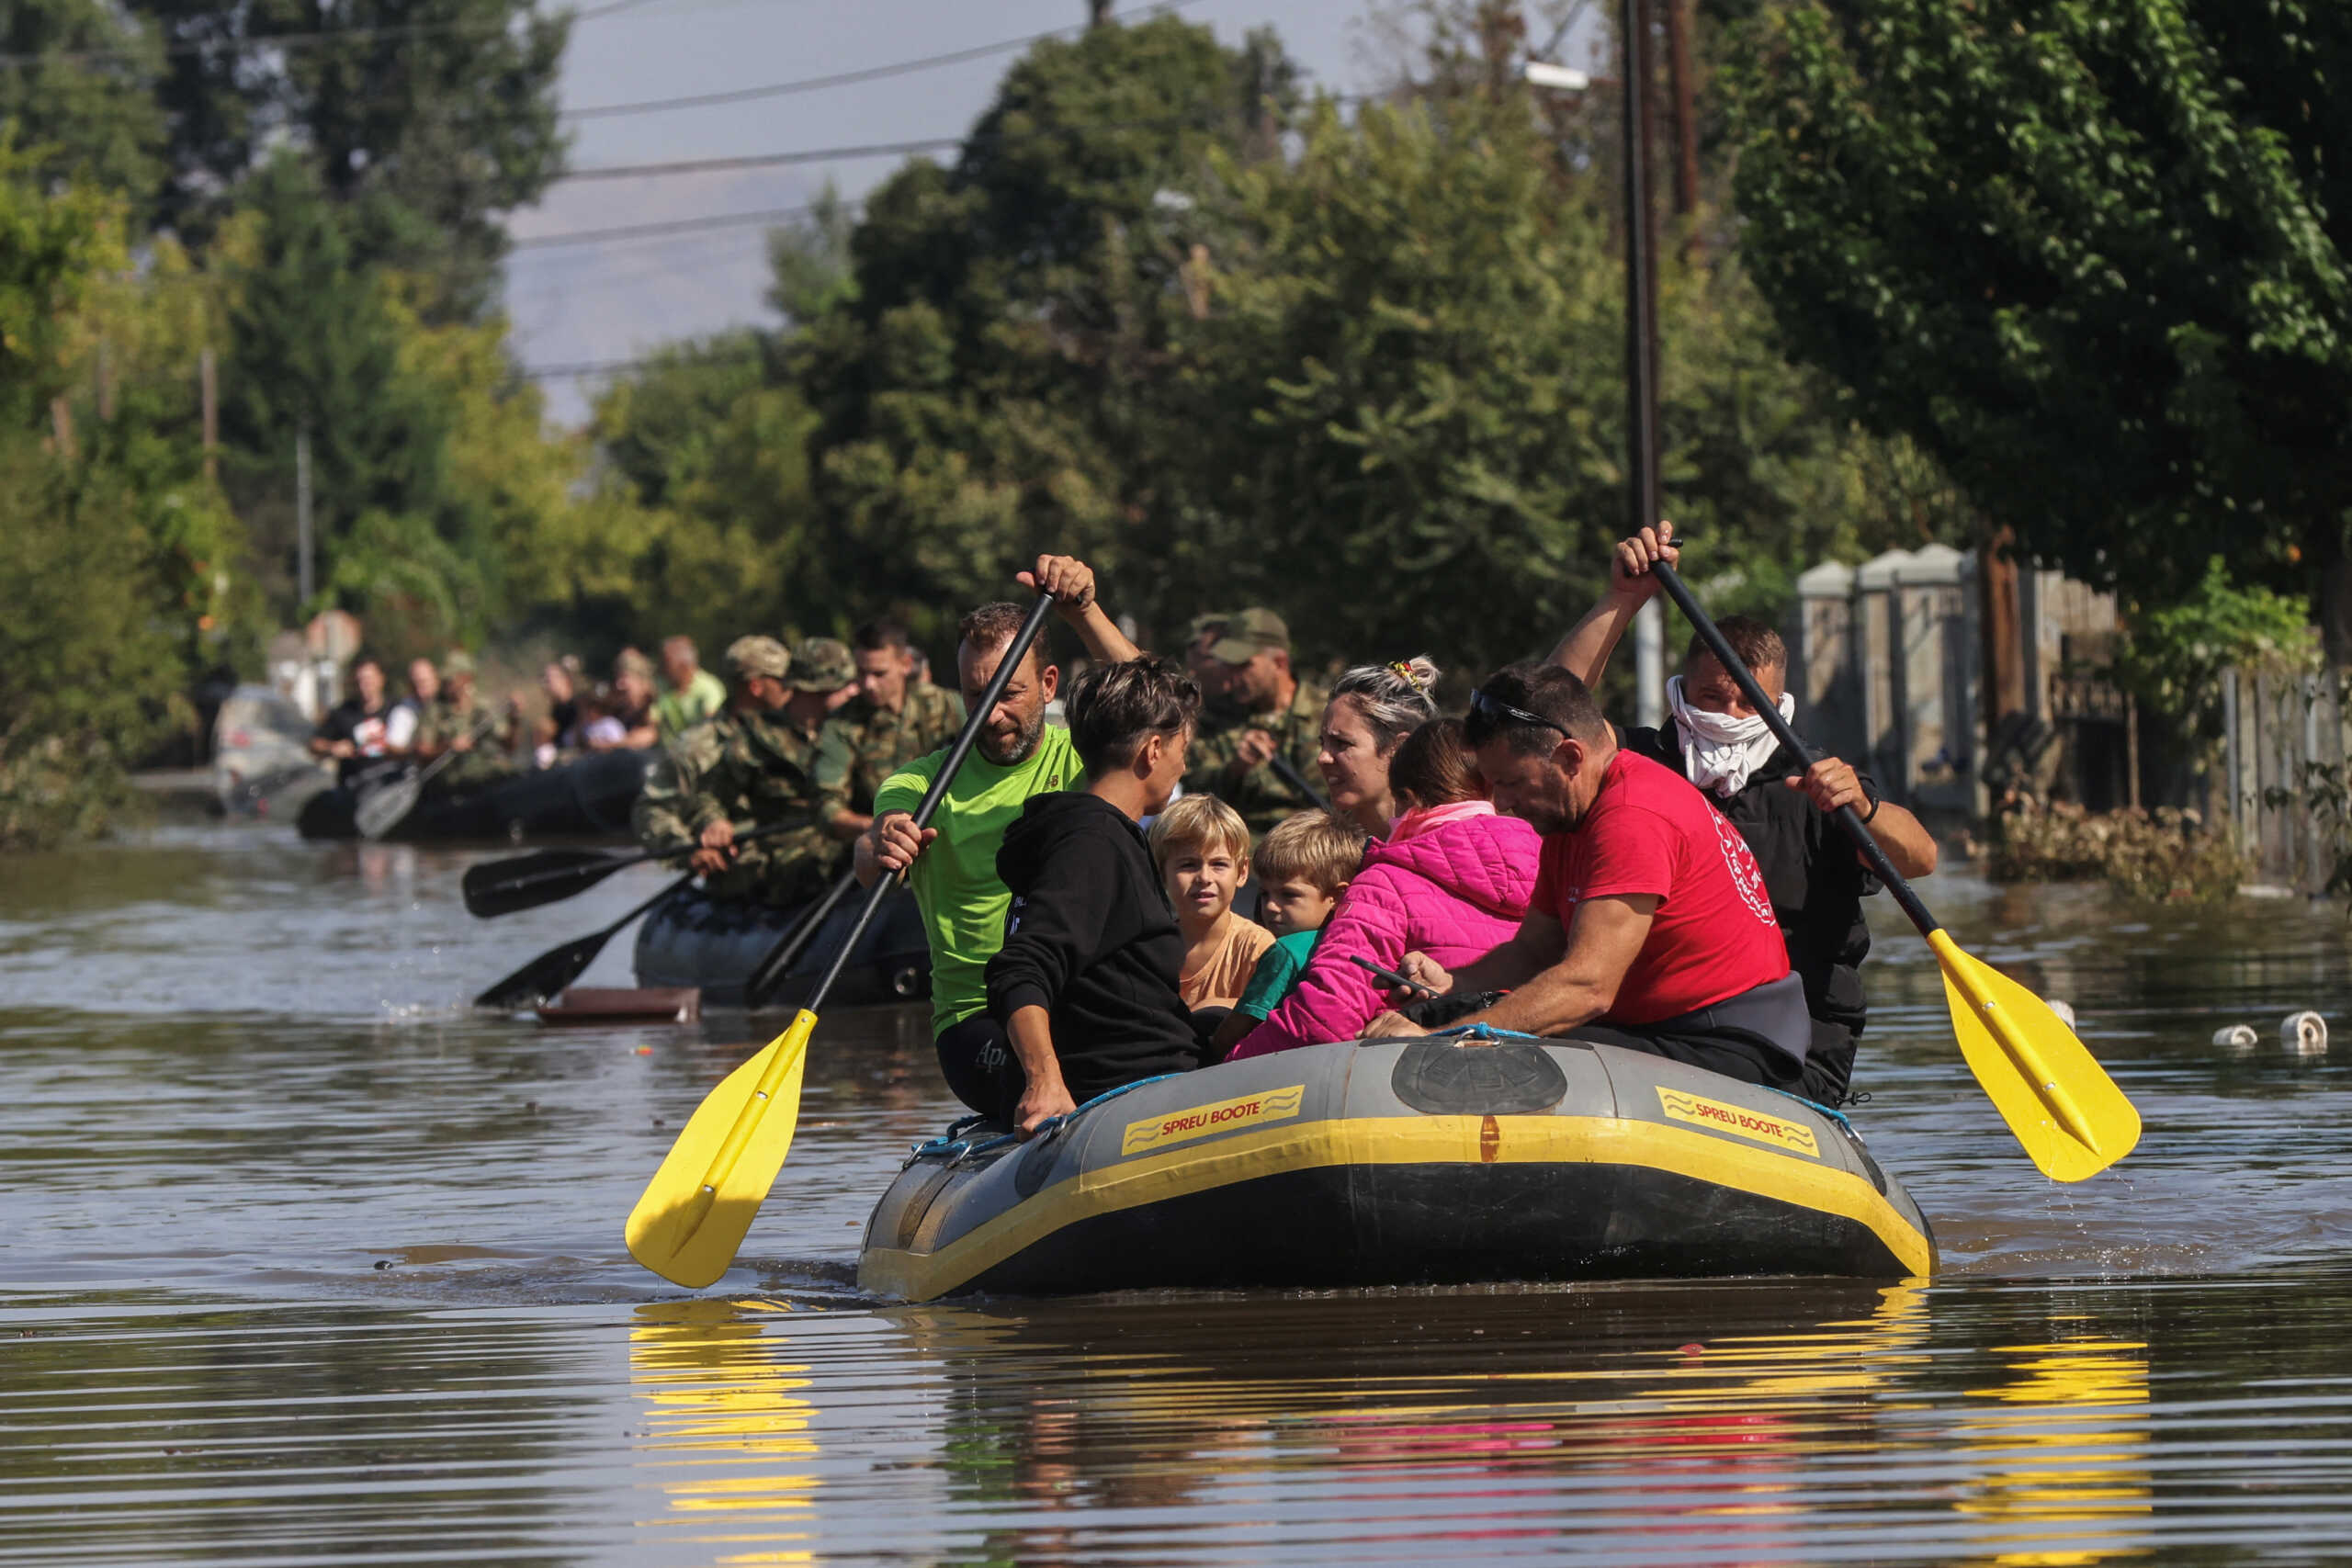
[2211,1024,2259,1050]
[634,1044,653,1055]
[2048,999,2077,1027]
[2282,1011,2328,1056]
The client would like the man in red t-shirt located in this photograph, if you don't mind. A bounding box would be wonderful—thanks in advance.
[1365,663,1811,1089]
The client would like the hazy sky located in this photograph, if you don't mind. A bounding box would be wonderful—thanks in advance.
[507,0,1605,423]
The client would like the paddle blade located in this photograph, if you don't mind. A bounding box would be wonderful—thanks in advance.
[473,930,615,1010]
[1930,931,2141,1182]
[626,1010,815,1287]
[355,777,420,840]
[463,847,631,918]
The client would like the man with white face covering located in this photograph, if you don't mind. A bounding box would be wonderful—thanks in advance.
[1552,523,1939,1105]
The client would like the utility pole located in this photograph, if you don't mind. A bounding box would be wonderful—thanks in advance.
[199,347,219,483]
[296,426,314,607]
[1663,0,1701,222]
[1622,0,1667,728]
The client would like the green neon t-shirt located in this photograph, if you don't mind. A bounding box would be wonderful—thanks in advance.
[875,725,1086,1037]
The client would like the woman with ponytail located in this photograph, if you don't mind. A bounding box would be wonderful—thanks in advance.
[1316,656,1442,840]
[1228,715,1542,1059]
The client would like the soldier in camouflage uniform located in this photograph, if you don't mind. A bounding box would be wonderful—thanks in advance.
[632,636,860,905]
[1182,606,1329,839]
[815,617,967,840]
[418,649,520,784]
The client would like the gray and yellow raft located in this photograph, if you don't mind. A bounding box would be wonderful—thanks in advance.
[858,1032,1935,1301]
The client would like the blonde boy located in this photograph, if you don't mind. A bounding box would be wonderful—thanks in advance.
[1208,810,1364,1058]
[1148,795,1273,1010]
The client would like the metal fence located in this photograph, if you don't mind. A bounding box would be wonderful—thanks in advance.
[2220,668,2348,891]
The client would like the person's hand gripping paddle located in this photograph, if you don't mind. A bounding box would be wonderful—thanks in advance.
[625,592,1058,1286]
[1646,558,2140,1181]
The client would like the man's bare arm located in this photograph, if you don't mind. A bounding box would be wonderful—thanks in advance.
[1021,555,1141,663]
[1417,910,1569,998]
[1458,895,1658,1037]
[1787,758,1940,879]
[1549,523,1679,685]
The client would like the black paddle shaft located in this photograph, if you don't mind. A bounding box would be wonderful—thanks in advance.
[467,821,796,915]
[1645,559,1941,939]
[742,865,860,1009]
[1269,753,1332,814]
[801,593,1059,1015]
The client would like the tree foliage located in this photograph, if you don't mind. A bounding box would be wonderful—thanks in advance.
[130,0,569,312]
[1727,0,2352,649]
[0,154,249,846]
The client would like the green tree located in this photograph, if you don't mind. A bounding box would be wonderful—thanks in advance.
[794,14,1298,645]
[0,0,166,197]
[0,155,251,845]
[575,333,824,660]
[131,0,568,311]
[217,156,461,618]
[1727,0,2352,655]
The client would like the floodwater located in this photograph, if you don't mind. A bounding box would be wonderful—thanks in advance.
[6,822,2352,1564]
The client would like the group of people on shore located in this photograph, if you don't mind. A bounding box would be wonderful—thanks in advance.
[623,526,1941,1133]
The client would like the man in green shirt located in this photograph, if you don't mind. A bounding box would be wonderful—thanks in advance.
[856,556,1140,1115]
[815,616,967,842]
[654,636,729,742]
[1182,606,1329,838]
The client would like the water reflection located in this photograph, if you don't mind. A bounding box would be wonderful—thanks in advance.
[1956,1325,2152,1566]
[869,1280,2180,1566]
[629,1299,822,1562]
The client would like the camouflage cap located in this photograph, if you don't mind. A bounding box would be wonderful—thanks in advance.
[441,649,477,678]
[787,636,856,693]
[724,635,791,682]
[1208,606,1290,664]
[1185,611,1231,644]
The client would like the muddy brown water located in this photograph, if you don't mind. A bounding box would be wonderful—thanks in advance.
[6,823,2352,1564]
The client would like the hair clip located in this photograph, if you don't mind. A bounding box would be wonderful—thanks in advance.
[1388,659,1429,693]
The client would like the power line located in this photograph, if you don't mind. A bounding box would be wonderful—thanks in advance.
[0,0,671,69]
[509,202,834,251]
[560,137,965,182]
[520,345,762,380]
[560,0,1205,121]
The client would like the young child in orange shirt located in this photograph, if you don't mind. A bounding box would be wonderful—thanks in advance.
[1148,794,1273,1011]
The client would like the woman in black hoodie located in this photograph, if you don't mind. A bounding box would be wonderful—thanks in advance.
[985,657,1204,1135]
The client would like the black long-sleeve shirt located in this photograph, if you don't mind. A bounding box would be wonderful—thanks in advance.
[986,791,1201,1104]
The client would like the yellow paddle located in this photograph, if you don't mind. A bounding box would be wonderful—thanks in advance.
[626,592,1058,1286]
[1649,559,2140,1182]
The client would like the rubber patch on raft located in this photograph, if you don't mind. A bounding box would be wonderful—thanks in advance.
[1391,1040,1570,1115]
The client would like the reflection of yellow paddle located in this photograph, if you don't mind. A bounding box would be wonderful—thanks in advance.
[626,593,1058,1287]
[1649,560,2139,1182]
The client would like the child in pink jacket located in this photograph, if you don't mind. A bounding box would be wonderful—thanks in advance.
[1229,718,1539,1058]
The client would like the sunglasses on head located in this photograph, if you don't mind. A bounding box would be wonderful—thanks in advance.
[1467,689,1575,741]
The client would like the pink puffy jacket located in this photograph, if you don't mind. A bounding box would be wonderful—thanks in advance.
[1229,804,1541,1058]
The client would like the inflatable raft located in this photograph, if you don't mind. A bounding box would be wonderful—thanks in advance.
[859,1032,1933,1301]
[635,885,931,1010]
[296,748,651,842]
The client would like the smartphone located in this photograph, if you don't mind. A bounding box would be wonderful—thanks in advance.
[1349,953,1436,998]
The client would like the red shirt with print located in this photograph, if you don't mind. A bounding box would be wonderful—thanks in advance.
[1529,749,1790,1023]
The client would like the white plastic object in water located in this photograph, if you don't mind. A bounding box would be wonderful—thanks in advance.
[2047,999,2076,1028]
[2211,1023,2260,1050]
[2282,1011,2329,1056]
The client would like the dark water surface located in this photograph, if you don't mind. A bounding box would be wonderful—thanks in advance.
[6,823,2352,1563]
